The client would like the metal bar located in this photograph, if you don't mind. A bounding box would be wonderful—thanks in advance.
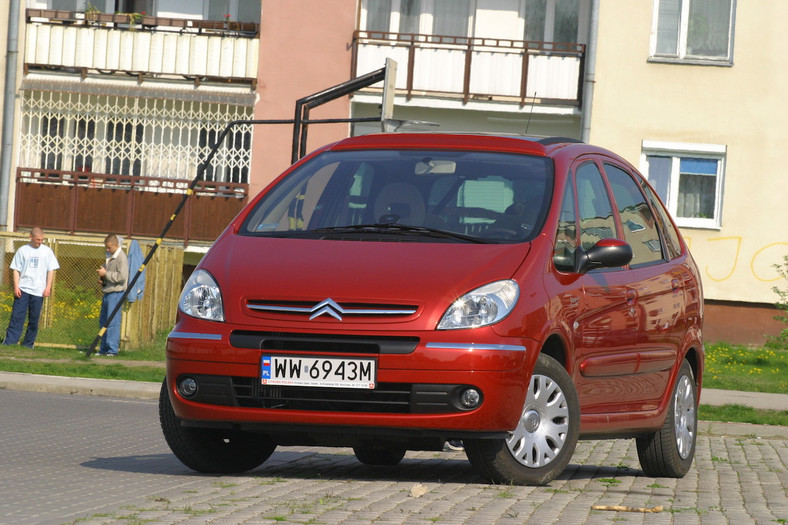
[520,52,530,107]
[85,119,249,357]
[463,40,473,104]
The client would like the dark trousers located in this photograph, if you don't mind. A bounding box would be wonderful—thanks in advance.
[4,291,44,347]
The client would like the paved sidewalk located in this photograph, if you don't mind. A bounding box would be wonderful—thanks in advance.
[1,371,786,439]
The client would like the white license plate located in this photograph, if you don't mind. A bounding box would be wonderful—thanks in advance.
[261,355,376,389]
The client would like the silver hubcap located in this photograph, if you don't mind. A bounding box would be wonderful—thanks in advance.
[507,373,569,468]
[674,374,696,459]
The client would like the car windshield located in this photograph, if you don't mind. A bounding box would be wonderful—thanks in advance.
[241,149,553,243]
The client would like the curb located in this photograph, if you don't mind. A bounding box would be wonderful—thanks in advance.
[0,371,160,399]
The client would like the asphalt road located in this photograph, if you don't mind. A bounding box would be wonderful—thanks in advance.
[2,389,787,525]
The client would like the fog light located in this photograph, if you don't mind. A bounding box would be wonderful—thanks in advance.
[178,377,198,398]
[460,388,481,408]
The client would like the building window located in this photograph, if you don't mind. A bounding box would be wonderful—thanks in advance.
[641,141,726,229]
[206,0,261,23]
[363,0,471,37]
[525,0,580,43]
[651,0,735,63]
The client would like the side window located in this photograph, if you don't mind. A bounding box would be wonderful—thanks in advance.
[641,181,682,260]
[575,162,617,251]
[553,182,577,272]
[604,164,664,266]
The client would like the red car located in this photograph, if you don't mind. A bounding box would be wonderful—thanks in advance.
[160,133,703,485]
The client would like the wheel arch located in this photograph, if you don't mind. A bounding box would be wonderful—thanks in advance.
[540,332,570,372]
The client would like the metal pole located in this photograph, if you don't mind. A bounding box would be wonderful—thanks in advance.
[0,0,21,231]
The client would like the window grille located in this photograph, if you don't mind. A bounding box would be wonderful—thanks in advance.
[18,90,254,188]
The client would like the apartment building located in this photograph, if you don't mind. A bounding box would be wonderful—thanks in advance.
[588,0,786,342]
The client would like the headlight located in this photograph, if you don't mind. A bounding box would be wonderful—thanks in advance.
[437,280,519,330]
[179,269,224,321]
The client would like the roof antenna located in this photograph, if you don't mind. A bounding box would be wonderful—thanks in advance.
[524,92,537,134]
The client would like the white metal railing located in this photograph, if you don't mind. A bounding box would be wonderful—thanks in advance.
[353,31,584,106]
[24,13,259,82]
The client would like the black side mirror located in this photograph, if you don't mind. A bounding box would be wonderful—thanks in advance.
[575,239,633,274]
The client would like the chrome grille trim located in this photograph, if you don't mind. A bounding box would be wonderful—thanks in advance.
[246,297,417,320]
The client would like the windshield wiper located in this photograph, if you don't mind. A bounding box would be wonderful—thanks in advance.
[311,223,490,244]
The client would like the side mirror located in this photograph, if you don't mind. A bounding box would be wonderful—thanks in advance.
[575,239,633,274]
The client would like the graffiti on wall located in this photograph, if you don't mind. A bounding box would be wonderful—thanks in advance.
[684,236,787,283]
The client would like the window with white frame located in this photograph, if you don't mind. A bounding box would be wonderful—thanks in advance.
[641,141,726,228]
[650,0,735,63]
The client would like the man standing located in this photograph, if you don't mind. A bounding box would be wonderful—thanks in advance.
[3,227,60,348]
[97,234,129,356]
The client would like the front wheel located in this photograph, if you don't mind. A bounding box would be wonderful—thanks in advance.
[464,353,580,485]
[159,379,276,473]
[636,358,698,477]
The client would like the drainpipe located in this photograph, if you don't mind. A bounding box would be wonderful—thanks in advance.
[0,0,21,231]
[581,0,600,143]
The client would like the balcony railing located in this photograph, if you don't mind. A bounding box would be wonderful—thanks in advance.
[24,9,259,86]
[15,168,247,243]
[352,30,585,107]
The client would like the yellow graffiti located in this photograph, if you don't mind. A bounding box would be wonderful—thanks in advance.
[751,242,788,282]
[705,237,741,282]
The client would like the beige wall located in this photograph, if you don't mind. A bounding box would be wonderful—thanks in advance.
[589,0,788,304]
[250,0,357,198]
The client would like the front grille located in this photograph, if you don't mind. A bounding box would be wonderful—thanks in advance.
[229,331,419,355]
[180,374,476,414]
[246,299,418,320]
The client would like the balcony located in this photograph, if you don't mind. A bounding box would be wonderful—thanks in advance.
[14,168,246,243]
[352,30,585,107]
[24,9,259,86]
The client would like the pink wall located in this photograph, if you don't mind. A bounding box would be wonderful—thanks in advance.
[250,0,358,198]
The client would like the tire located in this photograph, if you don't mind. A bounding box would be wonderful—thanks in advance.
[464,353,580,485]
[353,444,407,466]
[636,358,698,478]
[159,379,276,474]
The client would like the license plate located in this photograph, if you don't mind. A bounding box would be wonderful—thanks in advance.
[261,355,376,389]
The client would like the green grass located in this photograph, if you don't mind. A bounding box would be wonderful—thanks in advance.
[698,404,788,427]
[703,343,788,393]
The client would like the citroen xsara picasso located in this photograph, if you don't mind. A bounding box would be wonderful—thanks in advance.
[160,133,703,485]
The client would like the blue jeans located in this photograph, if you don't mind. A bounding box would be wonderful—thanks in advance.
[4,291,44,347]
[99,291,124,355]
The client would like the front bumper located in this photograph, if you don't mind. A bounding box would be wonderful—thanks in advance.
[166,324,536,433]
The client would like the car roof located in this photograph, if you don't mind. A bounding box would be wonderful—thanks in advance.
[323,132,588,158]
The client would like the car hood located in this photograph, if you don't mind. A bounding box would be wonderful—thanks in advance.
[202,236,531,329]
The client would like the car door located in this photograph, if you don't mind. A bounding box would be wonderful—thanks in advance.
[569,159,642,414]
[603,162,684,408]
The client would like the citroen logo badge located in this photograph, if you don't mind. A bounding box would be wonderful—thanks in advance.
[309,298,344,321]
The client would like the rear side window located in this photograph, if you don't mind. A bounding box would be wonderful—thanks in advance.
[641,181,683,260]
[604,164,665,266]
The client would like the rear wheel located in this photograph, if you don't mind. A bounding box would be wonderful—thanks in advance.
[636,359,697,477]
[353,444,407,466]
[159,379,276,473]
[464,353,579,485]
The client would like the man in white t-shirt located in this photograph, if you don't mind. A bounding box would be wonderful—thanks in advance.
[3,227,60,348]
